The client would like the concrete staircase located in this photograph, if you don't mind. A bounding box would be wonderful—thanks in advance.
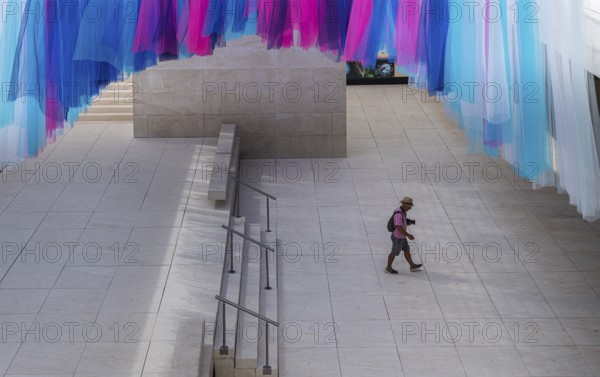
[209,124,280,377]
[107,123,277,377]
[77,78,134,122]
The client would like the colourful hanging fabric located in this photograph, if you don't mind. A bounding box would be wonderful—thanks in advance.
[0,0,20,127]
[10,0,51,158]
[186,0,212,55]
[134,0,180,59]
[1,0,599,220]
[0,2,26,161]
[255,0,294,49]
[318,0,352,60]
[45,0,65,143]
[396,0,421,75]
[503,0,552,184]
[297,0,319,49]
[203,0,227,49]
[539,0,600,220]
[442,0,486,153]
[228,0,254,38]
[415,0,449,94]
[344,0,373,62]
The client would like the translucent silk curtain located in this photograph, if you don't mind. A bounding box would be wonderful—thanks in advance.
[539,0,600,220]
[1,0,599,219]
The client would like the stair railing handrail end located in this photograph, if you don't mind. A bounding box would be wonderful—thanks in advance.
[235,177,277,200]
[215,295,279,327]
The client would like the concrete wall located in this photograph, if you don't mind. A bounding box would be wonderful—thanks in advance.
[132,36,347,158]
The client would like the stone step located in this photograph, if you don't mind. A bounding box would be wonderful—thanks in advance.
[217,216,246,354]
[76,112,134,122]
[90,96,135,106]
[90,86,135,104]
[213,217,246,377]
[234,223,262,374]
[105,81,135,90]
[84,104,133,114]
[210,125,243,377]
[257,232,278,377]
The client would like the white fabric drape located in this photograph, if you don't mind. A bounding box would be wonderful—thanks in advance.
[539,0,600,221]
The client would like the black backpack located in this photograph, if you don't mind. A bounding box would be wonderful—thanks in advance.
[387,209,402,232]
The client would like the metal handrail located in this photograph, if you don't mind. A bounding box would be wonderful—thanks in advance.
[235,178,277,200]
[216,295,278,374]
[215,295,279,326]
[221,225,275,252]
[222,224,275,290]
[234,178,276,232]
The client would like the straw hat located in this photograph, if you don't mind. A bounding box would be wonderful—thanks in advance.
[401,197,414,207]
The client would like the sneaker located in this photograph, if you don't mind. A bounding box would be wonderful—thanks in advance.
[385,267,399,274]
[410,264,423,272]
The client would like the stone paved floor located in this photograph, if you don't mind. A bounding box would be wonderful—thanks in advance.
[1,84,600,377]
[0,125,226,376]
[246,85,600,377]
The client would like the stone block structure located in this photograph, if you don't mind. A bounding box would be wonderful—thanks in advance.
[132,37,347,158]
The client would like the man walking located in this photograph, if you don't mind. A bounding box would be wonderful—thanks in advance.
[385,197,423,274]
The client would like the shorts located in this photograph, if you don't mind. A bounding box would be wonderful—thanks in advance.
[391,235,410,256]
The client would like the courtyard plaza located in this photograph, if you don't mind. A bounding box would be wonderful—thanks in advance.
[0,85,599,376]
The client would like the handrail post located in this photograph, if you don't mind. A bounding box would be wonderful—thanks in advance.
[215,296,279,373]
[233,179,276,232]
[220,301,228,355]
[264,246,272,290]
[228,230,235,274]
[264,322,272,374]
[266,197,271,232]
